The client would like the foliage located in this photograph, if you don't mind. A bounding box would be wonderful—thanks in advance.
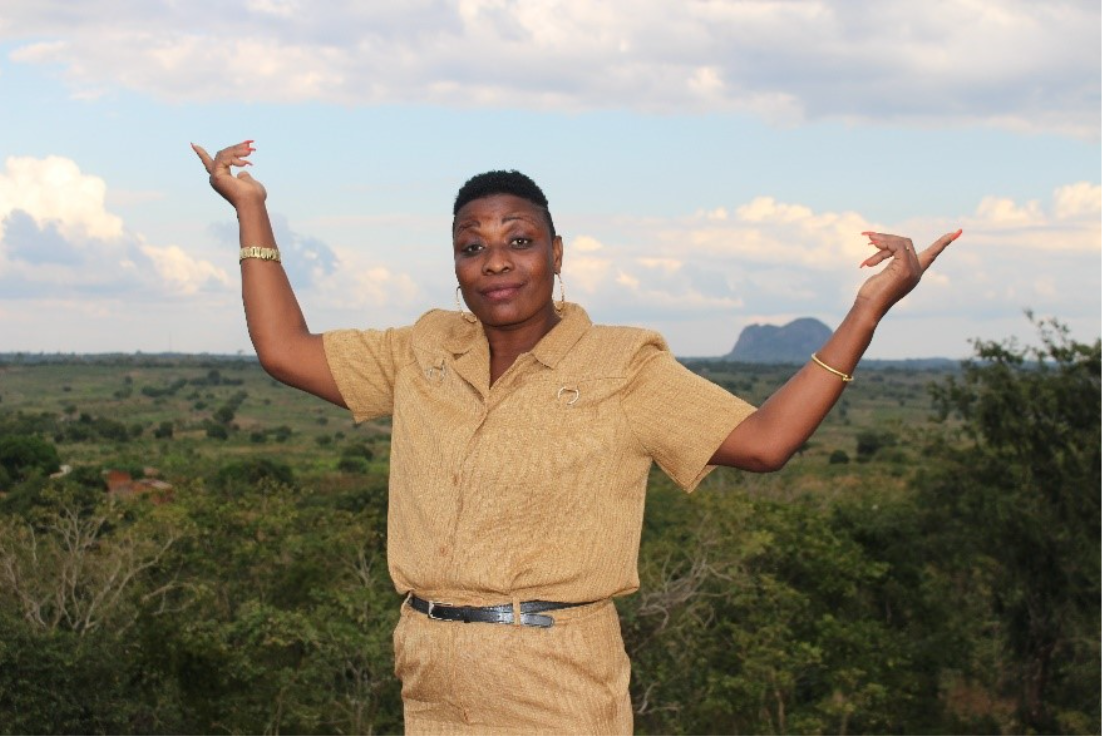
[855,429,896,462]
[211,458,295,493]
[0,324,1096,734]
[0,487,184,635]
[0,434,60,483]
[915,317,1100,733]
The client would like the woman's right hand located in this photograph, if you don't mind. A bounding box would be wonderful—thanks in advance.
[191,140,267,209]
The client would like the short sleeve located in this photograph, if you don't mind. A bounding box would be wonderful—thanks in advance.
[620,343,756,492]
[322,326,413,423]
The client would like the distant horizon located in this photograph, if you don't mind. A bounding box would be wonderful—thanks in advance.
[0,349,968,364]
[3,310,1096,363]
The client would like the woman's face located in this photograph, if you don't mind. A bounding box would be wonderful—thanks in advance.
[453,193,563,331]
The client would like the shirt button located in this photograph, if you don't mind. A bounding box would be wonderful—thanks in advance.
[452,473,460,485]
[438,545,449,556]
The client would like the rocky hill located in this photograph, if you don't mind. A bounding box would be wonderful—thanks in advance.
[723,317,833,364]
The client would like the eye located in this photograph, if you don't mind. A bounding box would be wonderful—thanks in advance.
[511,237,533,248]
[459,242,484,256]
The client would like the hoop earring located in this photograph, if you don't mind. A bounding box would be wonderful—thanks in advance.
[455,286,477,323]
[555,273,566,315]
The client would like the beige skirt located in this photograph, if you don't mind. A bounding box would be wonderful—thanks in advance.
[394,598,633,735]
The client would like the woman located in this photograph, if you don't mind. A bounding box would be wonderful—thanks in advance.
[193,140,959,735]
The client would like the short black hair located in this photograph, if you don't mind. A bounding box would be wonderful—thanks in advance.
[452,170,556,238]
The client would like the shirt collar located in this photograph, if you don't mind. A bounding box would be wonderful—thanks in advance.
[529,303,591,369]
[440,303,592,369]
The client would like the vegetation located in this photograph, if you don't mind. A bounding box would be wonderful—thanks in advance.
[0,320,1097,734]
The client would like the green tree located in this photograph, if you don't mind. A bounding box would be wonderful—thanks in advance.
[213,405,236,425]
[0,434,61,482]
[205,423,229,440]
[211,458,295,494]
[918,317,1100,733]
[855,430,896,463]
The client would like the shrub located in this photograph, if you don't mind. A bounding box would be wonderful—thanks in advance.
[856,430,897,462]
[0,435,61,482]
[212,458,294,492]
[337,457,368,474]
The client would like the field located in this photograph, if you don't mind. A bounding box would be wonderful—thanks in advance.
[0,353,957,494]
[0,355,390,477]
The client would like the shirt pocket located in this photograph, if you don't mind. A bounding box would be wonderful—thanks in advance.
[493,376,627,470]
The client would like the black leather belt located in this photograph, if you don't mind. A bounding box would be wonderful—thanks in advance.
[408,595,591,629]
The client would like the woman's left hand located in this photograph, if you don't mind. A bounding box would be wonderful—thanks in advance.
[855,229,962,319]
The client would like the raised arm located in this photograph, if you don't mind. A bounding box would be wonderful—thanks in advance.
[192,141,346,407]
[710,228,961,472]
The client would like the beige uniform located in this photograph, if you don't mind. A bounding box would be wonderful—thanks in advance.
[324,304,754,734]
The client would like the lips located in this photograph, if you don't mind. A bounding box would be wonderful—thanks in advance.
[479,282,525,302]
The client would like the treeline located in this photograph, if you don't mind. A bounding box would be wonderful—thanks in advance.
[0,321,1097,734]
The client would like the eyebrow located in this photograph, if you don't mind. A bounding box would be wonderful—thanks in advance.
[453,212,539,235]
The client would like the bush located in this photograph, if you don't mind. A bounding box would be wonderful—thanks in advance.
[211,458,295,492]
[337,456,369,474]
[341,443,374,461]
[855,430,897,462]
[829,449,850,464]
[0,435,61,482]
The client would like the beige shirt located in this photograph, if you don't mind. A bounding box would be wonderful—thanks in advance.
[323,304,755,605]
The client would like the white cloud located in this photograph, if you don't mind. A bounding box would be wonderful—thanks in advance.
[1,0,1096,137]
[318,264,422,310]
[0,156,122,241]
[637,257,682,274]
[545,182,1098,352]
[974,196,1044,227]
[0,155,228,298]
[964,183,1102,252]
[671,197,874,268]
[570,235,604,252]
[1053,182,1102,220]
[564,254,613,294]
[140,243,229,295]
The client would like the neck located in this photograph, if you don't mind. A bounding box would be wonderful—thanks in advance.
[485,306,561,384]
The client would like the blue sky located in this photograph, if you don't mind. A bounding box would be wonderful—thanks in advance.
[0,0,1098,357]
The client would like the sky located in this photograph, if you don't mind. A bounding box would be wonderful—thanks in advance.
[0,0,1098,359]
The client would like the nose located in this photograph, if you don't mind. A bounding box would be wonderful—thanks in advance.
[482,244,512,274]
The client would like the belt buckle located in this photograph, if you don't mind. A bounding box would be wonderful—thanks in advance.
[426,600,448,621]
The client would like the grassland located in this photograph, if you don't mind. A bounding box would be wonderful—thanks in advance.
[0,353,958,499]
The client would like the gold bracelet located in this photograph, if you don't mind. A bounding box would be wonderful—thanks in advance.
[239,246,281,263]
[810,353,854,382]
